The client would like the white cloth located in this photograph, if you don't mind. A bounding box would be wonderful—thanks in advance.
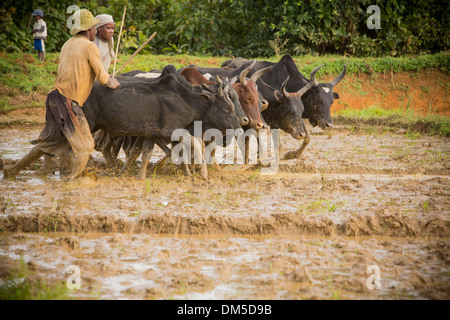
[33,20,47,39]
[94,35,114,72]
[95,14,114,28]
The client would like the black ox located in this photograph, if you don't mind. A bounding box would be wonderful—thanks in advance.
[82,65,244,179]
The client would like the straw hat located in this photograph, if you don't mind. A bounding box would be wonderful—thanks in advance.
[70,9,101,35]
[95,14,114,28]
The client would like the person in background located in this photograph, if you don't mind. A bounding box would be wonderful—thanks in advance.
[31,9,47,62]
[94,14,115,72]
[91,14,121,168]
[4,9,120,181]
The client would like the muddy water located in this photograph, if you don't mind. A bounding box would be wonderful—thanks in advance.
[0,124,449,299]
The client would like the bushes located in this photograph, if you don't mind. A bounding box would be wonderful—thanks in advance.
[0,0,448,57]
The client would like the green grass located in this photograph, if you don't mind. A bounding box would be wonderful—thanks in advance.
[335,106,450,137]
[0,257,71,300]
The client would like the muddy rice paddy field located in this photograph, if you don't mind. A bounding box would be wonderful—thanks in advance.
[0,110,449,300]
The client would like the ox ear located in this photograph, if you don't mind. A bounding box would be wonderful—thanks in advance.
[333,92,340,99]
[201,90,215,101]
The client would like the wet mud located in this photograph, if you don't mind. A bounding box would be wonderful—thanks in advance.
[0,121,449,299]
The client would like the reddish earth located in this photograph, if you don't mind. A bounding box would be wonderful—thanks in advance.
[328,69,449,117]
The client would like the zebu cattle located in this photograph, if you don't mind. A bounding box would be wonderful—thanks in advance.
[188,62,320,141]
[221,54,346,130]
[221,55,345,158]
[180,63,270,130]
[83,66,243,179]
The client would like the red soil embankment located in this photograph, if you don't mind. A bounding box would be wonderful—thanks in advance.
[326,69,449,116]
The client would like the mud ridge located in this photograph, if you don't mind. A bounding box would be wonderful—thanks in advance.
[1,211,448,238]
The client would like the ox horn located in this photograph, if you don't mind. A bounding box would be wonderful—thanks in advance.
[215,75,223,96]
[310,64,323,86]
[329,65,347,87]
[297,65,323,96]
[239,60,256,87]
[281,76,290,98]
[250,65,272,83]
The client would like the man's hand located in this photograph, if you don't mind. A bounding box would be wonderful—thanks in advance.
[105,76,120,89]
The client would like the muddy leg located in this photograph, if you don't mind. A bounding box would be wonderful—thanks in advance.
[65,119,95,181]
[37,154,55,174]
[112,136,124,160]
[138,139,155,180]
[119,137,143,177]
[3,146,44,179]
[283,126,311,160]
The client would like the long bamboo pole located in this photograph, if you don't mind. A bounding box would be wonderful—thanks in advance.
[113,31,157,77]
[112,6,126,77]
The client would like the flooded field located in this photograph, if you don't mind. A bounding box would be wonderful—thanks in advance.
[0,120,449,299]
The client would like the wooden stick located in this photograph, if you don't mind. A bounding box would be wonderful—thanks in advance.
[113,31,157,77]
[112,6,126,77]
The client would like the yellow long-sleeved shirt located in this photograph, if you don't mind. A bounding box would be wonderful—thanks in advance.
[52,35,110,106]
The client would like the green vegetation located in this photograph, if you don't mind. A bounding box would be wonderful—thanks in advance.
[0,257,71,300]
[1,0,447,57]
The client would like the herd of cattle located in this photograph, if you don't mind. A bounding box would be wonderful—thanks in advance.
[82,54,346,179]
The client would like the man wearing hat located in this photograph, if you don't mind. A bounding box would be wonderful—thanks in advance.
[4,9,120,181]
[31,9,47,62]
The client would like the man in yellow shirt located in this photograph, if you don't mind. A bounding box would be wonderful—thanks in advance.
[4,9,120,181]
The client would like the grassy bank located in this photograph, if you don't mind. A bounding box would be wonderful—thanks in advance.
[0,52,448,136]
[334,107,450,137]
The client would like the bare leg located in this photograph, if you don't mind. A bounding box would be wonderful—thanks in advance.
[3,146,44,179]
[37,154,55,174]
[65,117,95,181]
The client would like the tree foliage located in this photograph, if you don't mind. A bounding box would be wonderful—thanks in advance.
[0,0,448,57]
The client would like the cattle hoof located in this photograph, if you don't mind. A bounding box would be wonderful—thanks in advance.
[283,151,300,160]
[181,164,191,177]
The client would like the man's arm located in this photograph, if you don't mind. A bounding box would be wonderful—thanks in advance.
[87,44,120,89]
[32,21,45,34]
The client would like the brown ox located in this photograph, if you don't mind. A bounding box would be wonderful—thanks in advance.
[180,62,270,130]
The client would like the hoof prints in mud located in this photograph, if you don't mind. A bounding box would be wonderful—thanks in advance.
[1,211,448,238]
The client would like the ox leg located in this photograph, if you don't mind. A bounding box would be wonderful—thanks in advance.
[112,136,124,160]
[118,137,143,177]
[138,139,155,180]
[190,137,207,180]
[283,126,311,160]
[102,133,121,169]
[122,137,133,160]
[197,140,208,180]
